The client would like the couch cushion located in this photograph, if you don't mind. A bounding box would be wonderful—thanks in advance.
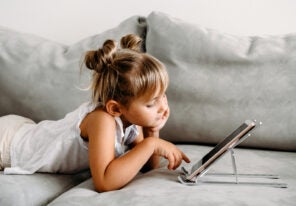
[146,12,296,151]
[48,145,296,206]
[0,16,147,122]
[0,170,90,206]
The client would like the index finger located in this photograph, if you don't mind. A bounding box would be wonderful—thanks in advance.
[181,152,191,163]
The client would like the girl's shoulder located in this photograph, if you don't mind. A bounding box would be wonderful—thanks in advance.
[87,107,112,119]
[89,108,118,129]
[80,107,116,139]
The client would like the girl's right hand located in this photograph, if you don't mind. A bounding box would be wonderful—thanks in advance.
[152,138,190,170]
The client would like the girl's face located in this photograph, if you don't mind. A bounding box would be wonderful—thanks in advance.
[120,90,168,128]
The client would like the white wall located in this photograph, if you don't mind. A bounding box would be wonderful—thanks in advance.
[0,0,295,44]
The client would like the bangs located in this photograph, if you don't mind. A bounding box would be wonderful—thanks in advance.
[113,52,169,106]
[134,55,169,98]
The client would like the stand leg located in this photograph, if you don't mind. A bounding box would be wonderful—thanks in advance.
[230,148,238,184]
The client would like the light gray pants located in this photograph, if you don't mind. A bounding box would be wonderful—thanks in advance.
[0,115,35,170]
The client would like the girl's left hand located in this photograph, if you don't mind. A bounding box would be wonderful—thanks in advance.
[155,106,170,131]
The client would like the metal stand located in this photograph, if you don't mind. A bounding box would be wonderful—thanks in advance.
[178,147,287,188]
[179,120,287,188]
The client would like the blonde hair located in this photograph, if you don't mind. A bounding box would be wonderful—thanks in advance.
[83,34,169,108]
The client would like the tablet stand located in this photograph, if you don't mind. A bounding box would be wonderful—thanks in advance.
[178,124,288,188]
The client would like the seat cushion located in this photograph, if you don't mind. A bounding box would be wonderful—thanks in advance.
[0,170,90,206]
[49,144,296,206]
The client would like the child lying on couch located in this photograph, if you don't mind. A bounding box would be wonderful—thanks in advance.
[0,34,190,192]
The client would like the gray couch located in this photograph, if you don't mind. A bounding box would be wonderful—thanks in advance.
[1,11,295,206]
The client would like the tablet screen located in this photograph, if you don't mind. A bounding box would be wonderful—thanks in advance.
[188,120,256,179]
[201,123,250,164]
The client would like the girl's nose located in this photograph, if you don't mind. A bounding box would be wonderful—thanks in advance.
[158,95,168,113]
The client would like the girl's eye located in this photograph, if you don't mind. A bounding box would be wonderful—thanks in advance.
[146,103,154,108]
[146,101,156,108]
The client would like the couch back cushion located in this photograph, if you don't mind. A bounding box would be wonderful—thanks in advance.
[146,12,296,151]
[0,16,146,122]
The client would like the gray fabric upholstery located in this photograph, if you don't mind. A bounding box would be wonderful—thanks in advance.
[0,170,91,206]
[1,11,296,206]
[49,145,296,206]
[146,12,296,151]
[0,16,146,122]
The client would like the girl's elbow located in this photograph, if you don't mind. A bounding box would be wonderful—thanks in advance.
[93,180,122,193]
[94,182,112,192]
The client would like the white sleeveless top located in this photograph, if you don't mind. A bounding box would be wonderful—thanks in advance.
[4,102,139,175]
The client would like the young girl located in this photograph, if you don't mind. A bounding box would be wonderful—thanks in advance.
[0,34,190,192]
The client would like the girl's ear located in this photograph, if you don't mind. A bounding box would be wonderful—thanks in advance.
[105,100,122,117]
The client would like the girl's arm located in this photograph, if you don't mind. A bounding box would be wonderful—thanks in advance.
[85,110,189,192]
[139,106,171,170]
[133,127,160,172]
[86,110,155,192]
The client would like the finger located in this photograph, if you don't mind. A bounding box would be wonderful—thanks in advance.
[167,153,175,170]
[173,153,182,170]
[182,152,191,163]
[164,108,170,119]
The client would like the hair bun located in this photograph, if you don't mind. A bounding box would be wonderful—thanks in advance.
[120,34,143,52]
[84,39,117,72]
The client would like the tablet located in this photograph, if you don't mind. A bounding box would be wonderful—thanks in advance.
[184,120,256,181]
